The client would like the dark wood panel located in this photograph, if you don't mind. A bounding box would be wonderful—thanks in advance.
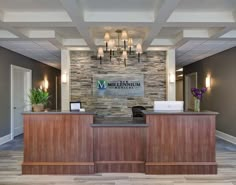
[145,114,217,174]
[23,114,94,174]
[94,127,146,161]
[23,113,217,175]
[95,161,145,173]
[93,127,146,172]
[22,164,94,175]
[145,164,217,174]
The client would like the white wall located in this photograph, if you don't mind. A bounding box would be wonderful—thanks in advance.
[166,49,176,101]
[61,49,70,111]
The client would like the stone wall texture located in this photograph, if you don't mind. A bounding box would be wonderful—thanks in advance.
[70,51,166,117]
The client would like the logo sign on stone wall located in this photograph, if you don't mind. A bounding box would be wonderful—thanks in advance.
[93,74,144,97]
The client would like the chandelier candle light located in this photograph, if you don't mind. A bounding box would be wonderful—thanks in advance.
[136,43,142,63]
[97,29,143,66]
[104,32,110,52]
[97,47,104,65]
[121,30,128,50]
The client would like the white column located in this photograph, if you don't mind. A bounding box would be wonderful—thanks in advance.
[166,49,176,101]
[61,49,70,111]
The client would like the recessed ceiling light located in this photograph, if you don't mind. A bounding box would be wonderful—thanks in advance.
[176,68,183,72]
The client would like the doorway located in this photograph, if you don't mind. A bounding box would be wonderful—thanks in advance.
[185,72,197,111]
[11,65,32,139]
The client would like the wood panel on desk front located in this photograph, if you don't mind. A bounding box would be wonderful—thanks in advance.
[22,114,94,174]
[145,114,217,174]
[94,127,146,173]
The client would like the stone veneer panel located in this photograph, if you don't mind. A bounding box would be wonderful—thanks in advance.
[70,51,166,117]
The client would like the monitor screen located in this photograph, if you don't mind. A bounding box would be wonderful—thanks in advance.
[70,102,81,111]
[154,101,184,111]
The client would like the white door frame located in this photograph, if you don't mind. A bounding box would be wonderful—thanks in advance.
[10,65,32,140]
[184,72,197,110]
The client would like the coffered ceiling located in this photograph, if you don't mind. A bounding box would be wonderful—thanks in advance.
[0,0,236,69]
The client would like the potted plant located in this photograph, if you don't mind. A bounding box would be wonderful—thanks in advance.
[191,87,207,112]
[29,88,50,112]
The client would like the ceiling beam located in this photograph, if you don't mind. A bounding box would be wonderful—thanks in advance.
[84,11,154,23]
[48,33,64,49]
[60,0,95,49]
[0,22,28,39]
[210,27,234,39]
[172,33,188,49]
[0,30,18,38]
[142,0,181,50]
[168,12,235,23]
[151,38,174,46]
[63,39,87,46]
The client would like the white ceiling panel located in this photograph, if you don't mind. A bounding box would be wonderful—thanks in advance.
[0,0,64,12]
[81,0,162,12]
[0,0,235,68]
[175,0,236,12]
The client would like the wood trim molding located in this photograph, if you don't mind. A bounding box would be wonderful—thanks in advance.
[95,161,145,164]
[22,162,94,166]
[216,130,236,145]
[146,162,217,166]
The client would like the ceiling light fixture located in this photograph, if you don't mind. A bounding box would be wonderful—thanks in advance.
[97,29,142,66]
[176,68,183,72]
[97,47,104,65]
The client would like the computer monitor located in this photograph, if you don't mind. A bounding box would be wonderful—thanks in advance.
[154,101,184,111]
[70,101,81,111]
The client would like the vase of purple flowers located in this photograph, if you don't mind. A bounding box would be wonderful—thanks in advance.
[191,87,207,112]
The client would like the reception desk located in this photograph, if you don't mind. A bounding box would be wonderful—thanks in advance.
[22,110,218,175]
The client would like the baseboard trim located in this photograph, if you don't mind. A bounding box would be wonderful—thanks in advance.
[216,130,236,145]
[0,134,11,145]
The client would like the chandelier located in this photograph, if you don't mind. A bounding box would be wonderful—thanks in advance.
[97,29,143,66]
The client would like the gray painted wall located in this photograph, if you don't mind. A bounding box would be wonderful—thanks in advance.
[0,47,61,137]
[184,47,236,137]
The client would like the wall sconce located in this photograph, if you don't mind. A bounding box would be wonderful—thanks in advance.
[61,72,67,83]
[205,75,211,88]
[169,73,175,83]
[42,79,49,91]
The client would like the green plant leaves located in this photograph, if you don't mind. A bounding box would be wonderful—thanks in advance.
[28,88,50,106]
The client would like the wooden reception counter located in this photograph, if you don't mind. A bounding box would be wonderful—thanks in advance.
[22,110,218,175]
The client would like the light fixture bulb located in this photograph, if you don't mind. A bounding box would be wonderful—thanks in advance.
[121,30,128,41]
[61,72,67,83]
[205,75,211,88]
[122,50,128,59]
[169,73,175,83]
[97,47,104,57]
[104,32,110,42]
[108,39,115,50]
[43,79,49,91]
[128,38,133,46]
[136,43,142,54]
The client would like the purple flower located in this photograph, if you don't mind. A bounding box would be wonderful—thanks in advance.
[191,87,207,100]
